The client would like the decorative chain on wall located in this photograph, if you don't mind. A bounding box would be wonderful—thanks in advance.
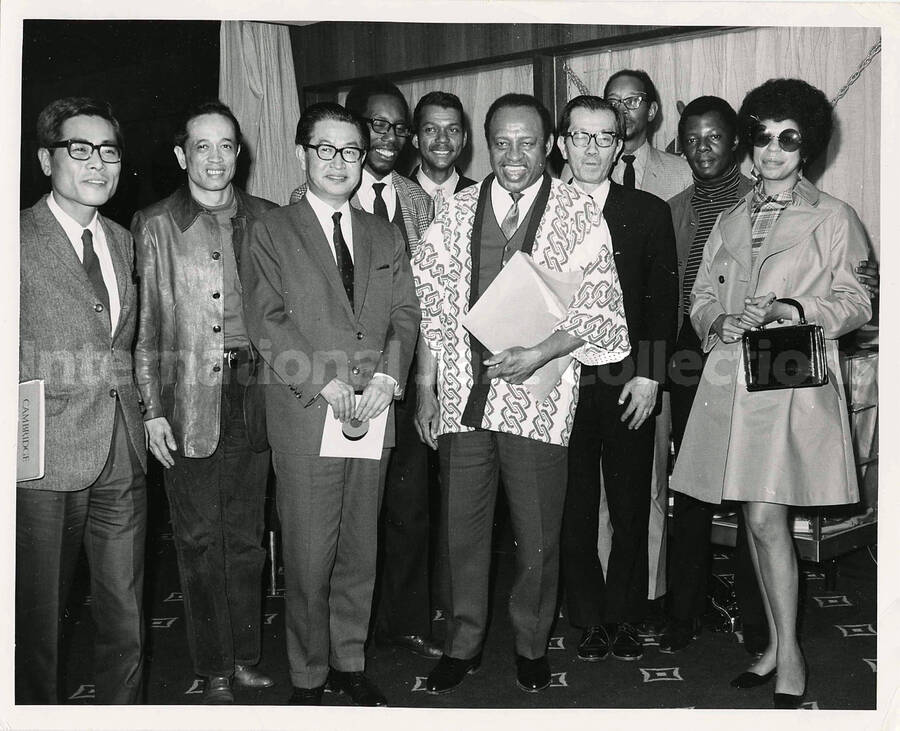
[560,38,882,110]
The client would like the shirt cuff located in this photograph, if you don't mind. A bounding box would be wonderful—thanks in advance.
[372,372,401,397]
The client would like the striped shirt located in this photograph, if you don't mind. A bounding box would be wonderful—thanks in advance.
[750,182,795,267]
[681,164,742,315]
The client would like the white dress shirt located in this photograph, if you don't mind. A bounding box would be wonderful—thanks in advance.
[305,189,355,263]
[416,167,459,203]
[47,191,121,335]
[356,168,396,220]
[572,178,611,210]
[610,139,649,188]
[490,175,543,231]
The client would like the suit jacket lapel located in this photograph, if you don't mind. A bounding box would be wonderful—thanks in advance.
[99,215,131,339]
[350,208,371,315]
[297,198,356,323]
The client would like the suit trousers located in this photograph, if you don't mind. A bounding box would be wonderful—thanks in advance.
[667,317,764,624]
[562,384,655,626]
[164,373,269,677]
[273,449,388,688]
[376,379,432,636]
[439,430,567,660]
[16,402,146,704]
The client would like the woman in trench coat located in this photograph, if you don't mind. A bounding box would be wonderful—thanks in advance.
[669,79,871,708]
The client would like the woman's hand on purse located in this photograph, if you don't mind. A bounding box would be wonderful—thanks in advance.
[740,292,778,327]
[713,313,748,343]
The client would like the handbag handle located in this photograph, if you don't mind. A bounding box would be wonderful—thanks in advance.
[776,297,806,324]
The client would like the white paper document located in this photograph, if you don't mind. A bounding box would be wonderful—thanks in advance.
[461,251,584,402]
[319,395,389,460]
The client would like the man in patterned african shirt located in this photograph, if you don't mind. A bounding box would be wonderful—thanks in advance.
[411,93,630,696]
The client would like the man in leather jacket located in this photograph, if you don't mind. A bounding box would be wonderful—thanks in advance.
[132,100,277,703]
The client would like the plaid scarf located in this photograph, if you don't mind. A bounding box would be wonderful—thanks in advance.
[750,181,795,266]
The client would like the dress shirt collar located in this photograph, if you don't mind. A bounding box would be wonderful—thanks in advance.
[357,167,396,218]
[490,174,543,226]
[47,191,98,244]
[611,140,648,186]
[416,166,459,199]
[305,189,354,259]
[571,178,611,209]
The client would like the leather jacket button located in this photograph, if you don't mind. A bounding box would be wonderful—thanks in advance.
[109,388,117,398]
[94,303,104,312]
[213,324,222,333]
[212,251,221,260]
[356,332,364,340]
[351,366,360,375]
[213,364,221,373]
[718,275,725,283]
[212,291,221,299]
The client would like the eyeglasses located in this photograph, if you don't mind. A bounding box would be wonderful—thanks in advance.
[566,131,618,148]
[364,117,411,138]
[47,139,122,163]
[751,127,803,153]
[605,94,647,111]
[304,143,365,163]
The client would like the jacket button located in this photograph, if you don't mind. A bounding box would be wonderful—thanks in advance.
[109,388,117,398]
[356,332,364,340]
[213,324,222,333]
[212,251,221,260]
[94,303,104,312]
[212,291,220,299]
[351,366,360,375]
[213,364,221,373]
[718,275,725,283]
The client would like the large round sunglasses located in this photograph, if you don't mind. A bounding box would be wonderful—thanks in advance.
[751,127,803,153]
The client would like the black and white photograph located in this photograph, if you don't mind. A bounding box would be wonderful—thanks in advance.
[3,1,896,729]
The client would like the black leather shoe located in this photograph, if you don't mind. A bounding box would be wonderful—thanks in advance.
[389,634,443,659]
[577,625,610,661]
[773,691,806,709]
[659,619,700,654]
[287,685,324,705]
[327,670,387,706]
[515,655,551,693]
[611,623,643,661]
[730,668,776,688]
[426,654,481,694]
[742,624,770,656]
[202,675,234,704]
[234,663,275,688]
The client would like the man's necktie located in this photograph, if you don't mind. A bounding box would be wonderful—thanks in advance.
[433,187,445,213]
[332,211,354,309]
[621,154,636,189]
[372,182,389,220]
[500,192,523,240]
[81,229,110,321]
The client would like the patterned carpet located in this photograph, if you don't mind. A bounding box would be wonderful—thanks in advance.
[55,481,877,711]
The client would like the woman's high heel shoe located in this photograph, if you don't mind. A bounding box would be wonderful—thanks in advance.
[730,668,776,688]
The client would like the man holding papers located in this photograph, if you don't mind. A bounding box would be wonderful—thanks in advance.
[411,93,630,695]
[241,102,420,706]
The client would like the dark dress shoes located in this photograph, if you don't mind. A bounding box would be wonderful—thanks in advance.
[577,625,610,661]
[658,619,701,654]
[288,685,325,705]
[515,655,551,693]
[730,668,776,688]
[234,663,275,688]
[390,634,443,659]
[327,670,388,706]
[426,653,481,694]
[610,623,643,661]
[773,690,806,709]
[742,624,770,656]
[202,675,234,704]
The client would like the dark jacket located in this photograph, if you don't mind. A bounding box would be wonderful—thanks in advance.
[132,185,277,458]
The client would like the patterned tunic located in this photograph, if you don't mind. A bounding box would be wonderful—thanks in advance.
[412,178,630,446]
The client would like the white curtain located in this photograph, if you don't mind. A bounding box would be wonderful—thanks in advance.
[219,21,304,205]
[566,26,881,256]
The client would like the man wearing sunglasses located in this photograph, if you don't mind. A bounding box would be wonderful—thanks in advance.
[556,95,677,663]
[131,100,278,703]
[604,69,692,202]
[18,97,147,703]
[292,79,440,661]
[243,102,420,706]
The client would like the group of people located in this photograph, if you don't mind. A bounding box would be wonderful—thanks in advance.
[17,65,875,710]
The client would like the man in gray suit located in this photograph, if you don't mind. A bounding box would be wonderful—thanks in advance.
[242,102,420,706]
[17,97,148,704]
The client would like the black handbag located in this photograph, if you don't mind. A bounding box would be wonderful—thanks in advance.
[741,297,828,392]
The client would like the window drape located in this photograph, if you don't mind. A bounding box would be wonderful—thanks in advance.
[219,21,304,205]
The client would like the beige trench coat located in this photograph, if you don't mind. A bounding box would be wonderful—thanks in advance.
[669,178,871,506]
